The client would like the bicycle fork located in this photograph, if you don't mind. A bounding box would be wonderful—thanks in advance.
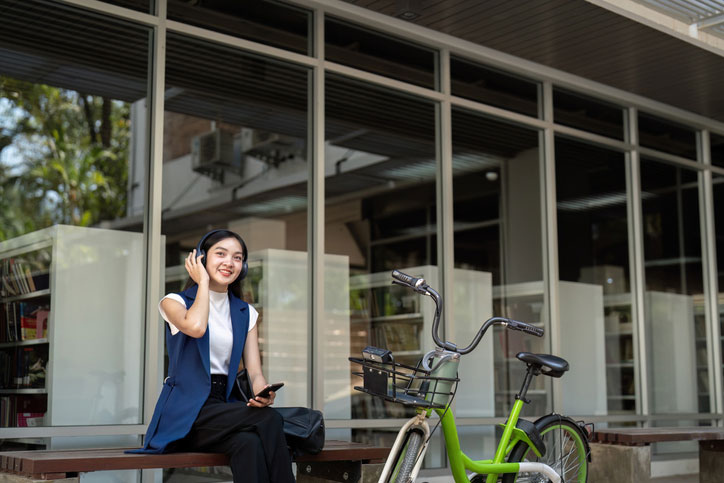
[378,412,431,483]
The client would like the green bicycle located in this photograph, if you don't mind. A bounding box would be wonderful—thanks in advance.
[350,270,592,483]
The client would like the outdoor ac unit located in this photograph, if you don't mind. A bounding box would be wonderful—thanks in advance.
[191,129,240,180]
[240,127,303,166]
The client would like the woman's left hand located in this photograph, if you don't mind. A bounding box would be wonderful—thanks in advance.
[247,391,275,408]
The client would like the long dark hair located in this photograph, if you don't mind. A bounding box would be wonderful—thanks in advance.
[183,229,246,298]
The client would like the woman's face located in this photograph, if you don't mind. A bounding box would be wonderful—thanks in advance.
[205,237,245,290]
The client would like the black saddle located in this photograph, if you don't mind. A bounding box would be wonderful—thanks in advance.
[516,352,569,378]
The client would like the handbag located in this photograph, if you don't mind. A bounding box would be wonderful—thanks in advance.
[274,406,326,456]
[233,370,325,456]
[232,368,253,402]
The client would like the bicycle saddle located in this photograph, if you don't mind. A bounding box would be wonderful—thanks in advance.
[516,352,569,378]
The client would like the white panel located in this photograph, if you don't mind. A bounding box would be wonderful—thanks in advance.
[559,281,608,416]
[248,249,350,417]
[49,225,145,425]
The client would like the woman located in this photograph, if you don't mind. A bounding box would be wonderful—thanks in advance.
[132,229,295,483]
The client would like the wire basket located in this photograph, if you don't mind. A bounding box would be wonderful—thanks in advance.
[349,356,459,409]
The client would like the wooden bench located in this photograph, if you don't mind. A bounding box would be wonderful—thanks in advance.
[589,427,724,482]
[0,440,389,483]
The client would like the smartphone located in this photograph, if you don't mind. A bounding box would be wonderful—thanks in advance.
[255,382,284,399]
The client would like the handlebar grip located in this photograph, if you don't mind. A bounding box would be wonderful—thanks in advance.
[391,270,424,288]
[507,319,544,337]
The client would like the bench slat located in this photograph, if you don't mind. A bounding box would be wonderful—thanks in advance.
[0,442,389,478]
[592,427,724,445]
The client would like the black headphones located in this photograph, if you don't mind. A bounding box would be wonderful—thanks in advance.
[196,229,249,281]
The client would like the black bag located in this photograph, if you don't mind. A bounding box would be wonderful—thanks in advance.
[232,369,253,402]
[274,406,326,456]
[233,370,325,456]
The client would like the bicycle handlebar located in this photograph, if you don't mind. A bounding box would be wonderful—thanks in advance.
[390,270,544,355]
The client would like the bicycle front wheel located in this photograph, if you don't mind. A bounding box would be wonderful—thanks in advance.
[502,415,588,483]
[385,428,425,483]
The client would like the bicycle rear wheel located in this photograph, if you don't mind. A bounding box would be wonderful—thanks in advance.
[503,415,588,482]
[385,428,425,483]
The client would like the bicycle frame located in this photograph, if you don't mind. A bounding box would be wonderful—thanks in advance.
[381,398,561,483]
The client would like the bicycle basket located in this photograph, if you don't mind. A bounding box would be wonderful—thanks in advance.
[349,356,459,409]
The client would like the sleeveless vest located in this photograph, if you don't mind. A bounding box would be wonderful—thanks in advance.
[130,284,250,453]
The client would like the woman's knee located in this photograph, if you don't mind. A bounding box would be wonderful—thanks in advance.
[226,431,263,455]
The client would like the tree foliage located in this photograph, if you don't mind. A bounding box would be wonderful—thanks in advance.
[0,76,130,241]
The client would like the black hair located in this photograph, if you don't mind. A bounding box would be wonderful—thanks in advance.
[183,229,247,298]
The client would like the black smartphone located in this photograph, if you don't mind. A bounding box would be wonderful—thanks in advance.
[255,382,284,399]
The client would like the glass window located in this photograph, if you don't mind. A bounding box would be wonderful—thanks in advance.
[711,132,724,169]
[640,159,706,414]
[104,0,152,13]
[450,56,540,118]
[553,88,624,140]
[325,17,438,89]
[323,73,437,455]
[0,0,149,446]
[167,0,311,55]
[555,137,632,415]
[638,112,698,159]
[451,108,541,458]
[162,33,310,409]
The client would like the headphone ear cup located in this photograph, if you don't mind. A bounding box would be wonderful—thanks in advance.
[240,261,248,280]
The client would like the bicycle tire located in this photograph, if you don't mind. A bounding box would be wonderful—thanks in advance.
[502,414,588,483]
[385,429,425,483]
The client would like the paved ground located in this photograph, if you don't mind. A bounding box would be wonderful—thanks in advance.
[651,476,698,483]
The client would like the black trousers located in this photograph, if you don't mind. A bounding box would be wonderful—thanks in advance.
[183,379,295,483]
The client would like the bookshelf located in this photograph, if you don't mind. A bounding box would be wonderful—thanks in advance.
[603,292,635,415]
[0,225,147,450]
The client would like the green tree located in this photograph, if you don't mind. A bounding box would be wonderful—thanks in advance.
[0,76,130,241]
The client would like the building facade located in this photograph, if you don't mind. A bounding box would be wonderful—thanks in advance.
[1,0,723,479]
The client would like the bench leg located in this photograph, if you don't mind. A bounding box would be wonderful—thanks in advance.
[589,442,652,483]
[699,440,724,483]
[296,461,383,483]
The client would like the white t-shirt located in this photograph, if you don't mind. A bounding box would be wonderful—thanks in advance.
[158,290,258,375]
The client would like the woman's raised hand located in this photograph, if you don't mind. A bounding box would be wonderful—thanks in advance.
[185,249,209,285]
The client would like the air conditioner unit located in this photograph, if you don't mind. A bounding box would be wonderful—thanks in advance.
[191,129,240,180]
[240,128,303,166]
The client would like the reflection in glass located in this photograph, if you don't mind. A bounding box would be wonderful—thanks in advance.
[638,112,697,159]
[715,176,724,399]
[324,74,437,460]
[640,159,706,414]
[451,56,539,118]
[711,133,724,169]
[103,0,152,13]
[326,17,437,89]
[162,33,310,410]
[553,88,624,140]
[451,108,541,457]
[167,0,311,55]
[555,138,631,416]
[0,0,149,444]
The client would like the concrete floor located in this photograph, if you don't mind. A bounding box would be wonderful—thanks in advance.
[651,476,698,483]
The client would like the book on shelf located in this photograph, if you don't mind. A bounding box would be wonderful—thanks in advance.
[1,257,50,298]
[0,394,47,428]
[0,302,49,343]
[0,345,47,389]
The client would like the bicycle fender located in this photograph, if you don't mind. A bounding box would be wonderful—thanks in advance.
[532,413,593,463]
[498,419,545,458]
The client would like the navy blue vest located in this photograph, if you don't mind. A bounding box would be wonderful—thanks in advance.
[131,284,250,453]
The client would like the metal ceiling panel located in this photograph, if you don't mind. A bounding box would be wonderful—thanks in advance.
[344,0,724,123]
